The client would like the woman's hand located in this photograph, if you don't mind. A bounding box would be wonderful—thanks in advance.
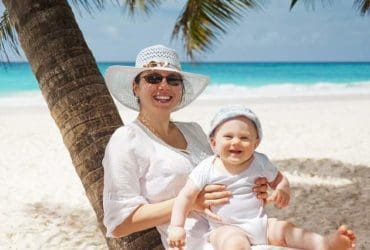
[253,177,268,202]
[192,184,231,213]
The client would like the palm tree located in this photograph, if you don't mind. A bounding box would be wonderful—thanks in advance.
[0,0,260,249]
[2,0,369,248]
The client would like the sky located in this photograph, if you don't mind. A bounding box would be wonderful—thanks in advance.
[1,0,370,62]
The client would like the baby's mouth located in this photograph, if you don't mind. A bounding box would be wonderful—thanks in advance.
[229,149,242,154]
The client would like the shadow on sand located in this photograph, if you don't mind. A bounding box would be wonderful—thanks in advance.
[23,158,369,249]
[267,158,369,249]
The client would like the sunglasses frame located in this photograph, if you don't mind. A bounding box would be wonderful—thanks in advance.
[141,73,183,86]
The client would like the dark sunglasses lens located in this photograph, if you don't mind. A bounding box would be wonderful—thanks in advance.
[144,74,163,84]
[166,75,183,86]
[143,73,183,86]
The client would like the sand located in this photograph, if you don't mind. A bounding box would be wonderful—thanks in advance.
[0,93,369,249]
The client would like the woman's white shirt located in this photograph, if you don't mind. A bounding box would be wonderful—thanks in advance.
[102,120,212,248]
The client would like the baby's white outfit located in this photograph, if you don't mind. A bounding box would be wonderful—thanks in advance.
[189,152,278,245]
[102,120,213,249]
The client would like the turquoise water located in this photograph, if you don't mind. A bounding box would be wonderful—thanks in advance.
[1,62,370,94]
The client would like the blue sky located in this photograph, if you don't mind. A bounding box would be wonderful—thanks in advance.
[1,0,370,62]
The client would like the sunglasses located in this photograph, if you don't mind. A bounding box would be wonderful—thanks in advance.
[141,73,183,86]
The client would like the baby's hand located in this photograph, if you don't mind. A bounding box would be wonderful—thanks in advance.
[167,226,186,250]
[266,189,290,208]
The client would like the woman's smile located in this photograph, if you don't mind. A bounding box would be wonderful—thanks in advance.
[153,94,173,103]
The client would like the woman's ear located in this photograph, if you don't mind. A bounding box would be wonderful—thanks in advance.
[210,137,216,150]
[132,82,139,97]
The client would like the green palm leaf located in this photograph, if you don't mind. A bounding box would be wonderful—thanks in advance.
[354,0,370,14]
[69,0,104,15]
[291,0,370,14]
[171,0,260,59]
[120,0,162,15]
[290,0,333,10]
[0,10,19,61]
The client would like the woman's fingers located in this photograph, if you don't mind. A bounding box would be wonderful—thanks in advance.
[204,190,231,200]
[253,183,268,193]
[256,192,268,200]
[204,197,230,207]
[254,177,268,186]
[203,184,226,193]
[254,177,268,201]
[201,184,231,207]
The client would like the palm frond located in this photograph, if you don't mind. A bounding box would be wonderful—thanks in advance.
[0,10,20,62]
[70,0,163,16]
[290,0,335,10]
[354,0,370,15]
[119,0,162,16]
[69,0,105,16]
[172,0,260,59]
[290,0,299,10]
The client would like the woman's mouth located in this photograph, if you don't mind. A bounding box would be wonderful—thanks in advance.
[153,95,172,103]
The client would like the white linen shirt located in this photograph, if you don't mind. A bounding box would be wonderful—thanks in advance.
[102,120,213,249]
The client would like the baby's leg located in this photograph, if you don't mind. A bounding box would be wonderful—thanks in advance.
[267,218,355,249]
[210,225,251,250]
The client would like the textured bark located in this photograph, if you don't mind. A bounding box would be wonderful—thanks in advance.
[2,0,163,249]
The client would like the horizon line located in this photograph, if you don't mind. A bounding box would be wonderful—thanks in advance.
[2,60,370,64]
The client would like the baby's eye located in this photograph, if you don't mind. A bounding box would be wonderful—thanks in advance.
[223,135,233,139]
[240,136,249,140]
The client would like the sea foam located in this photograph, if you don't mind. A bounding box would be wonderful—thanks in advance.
[200,81,370,99]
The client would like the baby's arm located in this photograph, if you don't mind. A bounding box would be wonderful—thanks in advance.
[167,178,201,249]
[266,171,290,208]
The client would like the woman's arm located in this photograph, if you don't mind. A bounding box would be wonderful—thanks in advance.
[112,183,232,237]
[112,198,175,237]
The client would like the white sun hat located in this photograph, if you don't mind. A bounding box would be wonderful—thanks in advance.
[209,105,263,140]
[105,44,209,111]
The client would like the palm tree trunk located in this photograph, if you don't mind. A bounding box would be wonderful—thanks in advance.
[2,0,163,249]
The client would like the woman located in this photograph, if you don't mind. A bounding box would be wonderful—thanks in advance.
[103,44,268,249]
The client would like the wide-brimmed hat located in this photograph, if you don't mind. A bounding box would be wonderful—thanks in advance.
[209,105,263,140]
[105,44,209,111]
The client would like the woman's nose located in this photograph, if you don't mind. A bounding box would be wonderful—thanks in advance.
[158,80,170,89]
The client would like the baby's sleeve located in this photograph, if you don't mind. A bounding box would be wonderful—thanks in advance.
[188,157,212,190]
[102,126,148,237]
[258,153,279,183]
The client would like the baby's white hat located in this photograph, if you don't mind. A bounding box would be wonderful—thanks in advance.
[209,105,263,140]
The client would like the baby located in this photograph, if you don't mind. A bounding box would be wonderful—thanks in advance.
[168,105,355,250]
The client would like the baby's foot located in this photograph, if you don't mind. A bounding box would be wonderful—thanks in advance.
[323,225,356,250]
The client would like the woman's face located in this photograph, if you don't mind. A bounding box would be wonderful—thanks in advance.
[133,70,183,114]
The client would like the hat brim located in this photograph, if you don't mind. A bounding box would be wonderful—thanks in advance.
[105,65,209,111]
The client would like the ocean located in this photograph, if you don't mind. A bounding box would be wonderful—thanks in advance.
[1,62,370,104]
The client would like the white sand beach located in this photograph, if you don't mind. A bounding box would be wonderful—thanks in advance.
[0,92,369,249]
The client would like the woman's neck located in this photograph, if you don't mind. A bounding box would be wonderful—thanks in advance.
[138,111,172,138]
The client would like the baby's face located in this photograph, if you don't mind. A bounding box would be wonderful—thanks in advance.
[211,117,259,167]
